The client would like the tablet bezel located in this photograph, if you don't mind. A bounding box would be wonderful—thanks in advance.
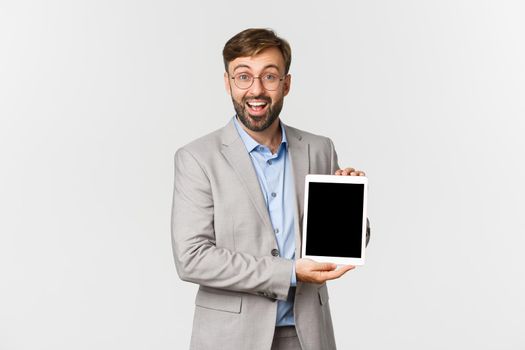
[301,174,368,266]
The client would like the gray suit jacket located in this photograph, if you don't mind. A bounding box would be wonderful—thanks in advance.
[171,119,365,350]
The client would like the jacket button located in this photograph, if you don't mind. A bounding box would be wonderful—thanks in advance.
[271,249,279,257]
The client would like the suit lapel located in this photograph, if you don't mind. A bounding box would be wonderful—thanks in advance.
[284,124,310,259]
[220,120,274,233]
[219,120,311,258]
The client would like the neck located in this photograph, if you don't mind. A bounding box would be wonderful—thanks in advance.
[238,117,282,154]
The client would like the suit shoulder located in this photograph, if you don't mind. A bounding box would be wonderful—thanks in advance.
[175,126,224,159]
[284,124,333,148]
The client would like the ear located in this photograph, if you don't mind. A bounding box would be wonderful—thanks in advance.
[224,72,231,95]
[283,74,291,97]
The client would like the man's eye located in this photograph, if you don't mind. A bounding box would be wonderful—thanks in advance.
[264,74,277,81]
[237,74,251,81]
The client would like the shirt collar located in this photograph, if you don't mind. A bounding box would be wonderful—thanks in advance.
[233,116,288,153]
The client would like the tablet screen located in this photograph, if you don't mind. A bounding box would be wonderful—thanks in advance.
[305,182,364,258]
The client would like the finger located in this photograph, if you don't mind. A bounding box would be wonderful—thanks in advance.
[314,262,338,271]
[324,265,355,280]
[334,169,342,175]
[336,264,355,273]
[350,170,366,176]
[342,168,355,176]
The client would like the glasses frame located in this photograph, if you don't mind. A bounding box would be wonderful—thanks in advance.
[230,73,286,91]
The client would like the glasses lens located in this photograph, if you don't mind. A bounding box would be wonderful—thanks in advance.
[261,74,280,91]
[234,74,253,89]
[233,73,282,90]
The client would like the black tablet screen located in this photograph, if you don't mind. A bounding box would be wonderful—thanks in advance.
[305,182,364,258]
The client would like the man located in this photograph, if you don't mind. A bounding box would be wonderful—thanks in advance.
[171,28,369,350]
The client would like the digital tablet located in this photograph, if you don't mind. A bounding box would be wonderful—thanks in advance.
[301,174,368,265]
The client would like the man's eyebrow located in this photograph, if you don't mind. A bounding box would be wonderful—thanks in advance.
[232,64,282,72]
[232,64,251,72]
[261,64,280,71]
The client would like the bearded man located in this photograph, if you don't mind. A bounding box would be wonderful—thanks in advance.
[171,28,369,350]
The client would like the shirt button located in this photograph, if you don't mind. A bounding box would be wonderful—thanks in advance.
[274,228,279,234]
[268,160,272,165]
[271,249,279,257]
[271,192,277,198]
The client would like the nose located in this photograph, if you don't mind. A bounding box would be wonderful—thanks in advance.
[248,77,265,95]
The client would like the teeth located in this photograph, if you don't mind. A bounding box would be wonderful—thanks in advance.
[248,101,267,107]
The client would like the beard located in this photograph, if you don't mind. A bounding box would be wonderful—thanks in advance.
[232,95,284,132]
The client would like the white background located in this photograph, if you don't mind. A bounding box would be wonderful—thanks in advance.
[1,0,524,349]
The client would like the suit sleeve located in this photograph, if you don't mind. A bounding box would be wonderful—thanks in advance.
[171,148,293,301]
[328,137,371,247]
[328,137,340,174]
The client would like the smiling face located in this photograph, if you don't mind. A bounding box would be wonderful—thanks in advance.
[224,47,291,132]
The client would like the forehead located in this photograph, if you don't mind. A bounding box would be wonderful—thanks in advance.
[228,47,285,73]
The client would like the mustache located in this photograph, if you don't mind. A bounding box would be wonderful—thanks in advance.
[242,95,271,104]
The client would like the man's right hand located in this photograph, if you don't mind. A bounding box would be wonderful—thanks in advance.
[295,258,355,284]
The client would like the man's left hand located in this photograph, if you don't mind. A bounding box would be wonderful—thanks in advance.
[334,167,366,176]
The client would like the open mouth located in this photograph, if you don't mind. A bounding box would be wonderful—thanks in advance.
[246,100,269,115]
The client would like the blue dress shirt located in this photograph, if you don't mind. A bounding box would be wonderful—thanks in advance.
[233,116,296,327]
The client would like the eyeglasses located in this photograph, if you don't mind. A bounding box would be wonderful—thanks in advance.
[230,72,285,91]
